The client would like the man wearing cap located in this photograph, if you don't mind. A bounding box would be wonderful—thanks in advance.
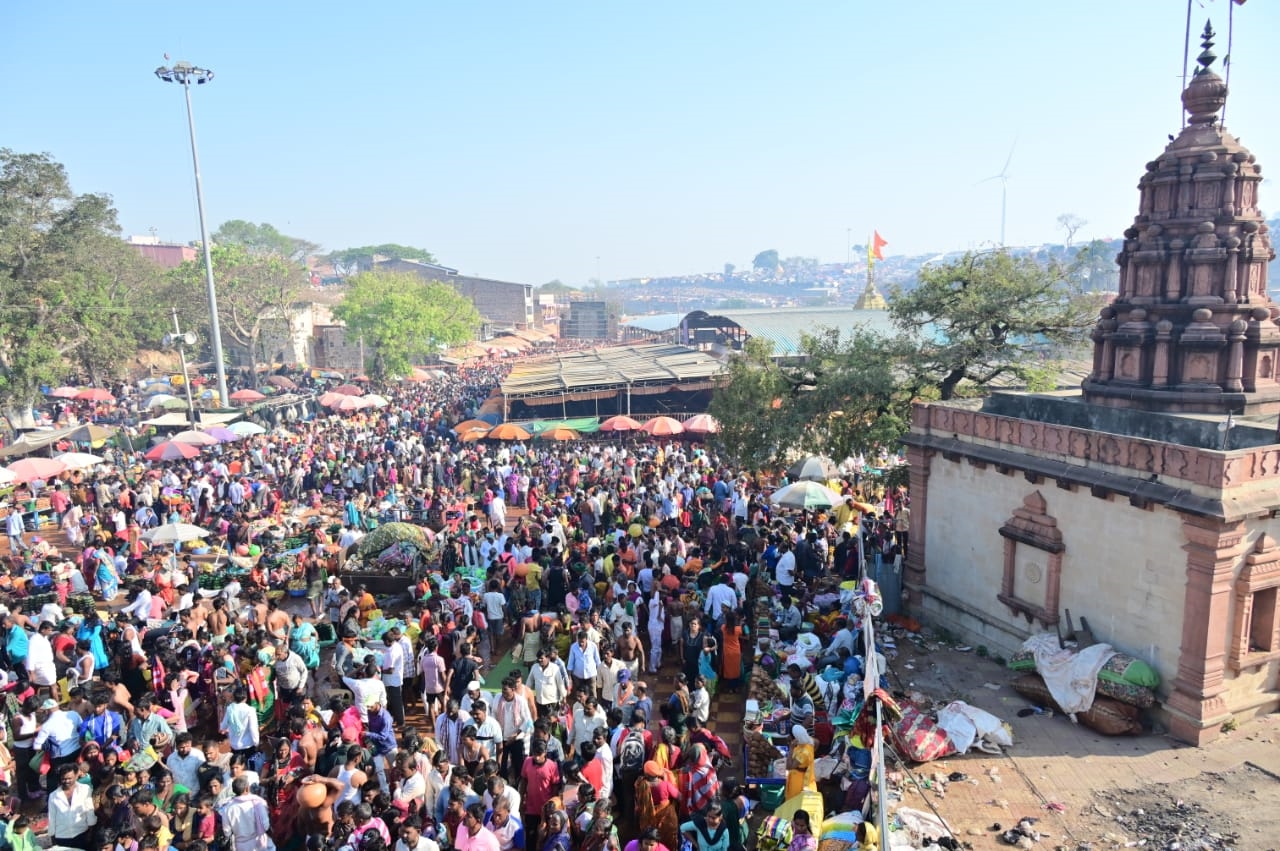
[363,695,397,795]
[459,680,489,716]
[35,697,82,790]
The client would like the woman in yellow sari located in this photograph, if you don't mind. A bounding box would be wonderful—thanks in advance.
[785,725,817,801]
[651,726,682,781]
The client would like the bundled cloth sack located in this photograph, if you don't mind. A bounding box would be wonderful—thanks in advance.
[1008,643,1160,709]
[1012,673,1143,736]
[935,700,1014,754]
[891,706,957,763]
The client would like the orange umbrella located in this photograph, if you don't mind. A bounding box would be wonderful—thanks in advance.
[403,367,430,382]
[539,427,580,441]
[459,427,490,443]
[641,416,684,436]
[683,414,720,434]
[453,419,491,433]
[318,391,343,407]
[600,415,643,432]
[229,389,266,404]
[332,384,364,396]
[487,423,532,441]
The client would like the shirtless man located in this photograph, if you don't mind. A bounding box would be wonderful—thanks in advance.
[250,593,270,633]
[265,599,291,642]
[183,599,210,638]
[614,622,644,678]
[206,598,229,642]
[291,717,326,772]
[296,775,347,837]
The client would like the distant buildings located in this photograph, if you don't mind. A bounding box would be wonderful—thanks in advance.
[374,259,535,334]
[126,235,197,268]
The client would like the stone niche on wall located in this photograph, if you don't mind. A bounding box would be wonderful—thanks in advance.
[998,491,1064,629]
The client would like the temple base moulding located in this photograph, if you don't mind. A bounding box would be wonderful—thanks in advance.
[1163,691,1232,746]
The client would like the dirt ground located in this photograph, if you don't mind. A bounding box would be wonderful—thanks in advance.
[878,626,1280,851]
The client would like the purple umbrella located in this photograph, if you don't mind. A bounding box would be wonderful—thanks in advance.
[203,426,242,443]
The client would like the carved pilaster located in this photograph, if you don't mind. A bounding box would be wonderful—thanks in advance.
[1165,514,1249,745]
[903,443,932,608]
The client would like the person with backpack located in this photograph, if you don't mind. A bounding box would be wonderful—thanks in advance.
[613,712,652,834]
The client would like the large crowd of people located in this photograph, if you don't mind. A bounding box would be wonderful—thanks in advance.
[0,365,907,851]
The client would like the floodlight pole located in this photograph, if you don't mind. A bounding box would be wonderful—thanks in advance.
[155,61,229,408]
[168,308,199,429]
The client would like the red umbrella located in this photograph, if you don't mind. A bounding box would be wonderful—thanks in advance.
[683,414,721,434]
[75,388,115,402]
[331,384,364,396]
[229,389,266,404]
[3,457,68,483]
[145,440,201,462]
[49,386,80,399]
[600,415,643,432]
[641,416,685,436]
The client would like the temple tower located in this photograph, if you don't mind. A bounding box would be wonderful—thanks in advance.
[1082,23,1280,414]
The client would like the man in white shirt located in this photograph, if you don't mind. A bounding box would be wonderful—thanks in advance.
[492,677,532,779]
[166,731,206,792]
[380,626,407,725]
[397,818,441,851]
[48,764,96,848]
[221,775,271,851]
[594,646,625,711]
[775,542,797,591]
[527,650,567,717]
[703,576,738,628]
[343,660,388,723]
[392,752,427,811]
[220,685,260,758]
[26,621,58,690]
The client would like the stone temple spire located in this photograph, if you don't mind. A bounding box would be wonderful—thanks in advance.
[1081,20,1280,415]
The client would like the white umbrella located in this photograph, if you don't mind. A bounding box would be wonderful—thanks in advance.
[770,480,844,510]
[145,393,179,407]
[363,393,390,408]
[53,452,105,470]
[228,421,266,437]
[0,468,14,486]
[142,523,211,545]
[172,430,219,446]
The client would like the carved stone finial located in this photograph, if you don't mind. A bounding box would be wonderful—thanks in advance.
[1193,20,1217,77]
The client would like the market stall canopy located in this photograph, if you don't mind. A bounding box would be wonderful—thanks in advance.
[501,343,725,406]
[641,416,685,436]
[0,423,117,458]
[487,422,531,441]
[140,411,241,428]
[600,415,643,432]
[3,456,68,483]
[142,523,210,545]
[770,480,844,510]
[145,440,201,462]
[787,455,840,483]
[52,452,105,470]
[682,414,721,434]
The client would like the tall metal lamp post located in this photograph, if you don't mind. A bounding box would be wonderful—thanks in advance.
[155,60,229,408]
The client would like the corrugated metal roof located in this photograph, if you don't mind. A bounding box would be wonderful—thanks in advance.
[691,308,897,355]
[502,344,724,397]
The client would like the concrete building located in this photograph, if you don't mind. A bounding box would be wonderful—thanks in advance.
[903,26,1279,746]
[562,300,611,340]
[127,236,197,269]
[374,259,535,334]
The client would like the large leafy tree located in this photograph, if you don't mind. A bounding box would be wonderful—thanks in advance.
[169,243,308,370]
[889,250,1101,400]
[213,219,319,262]
[333,270,480,379]
[324,244,437,278]
[0,149,166,413]
[709,337,792,469]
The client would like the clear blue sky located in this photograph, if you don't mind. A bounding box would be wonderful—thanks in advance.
[5,1,1277,285]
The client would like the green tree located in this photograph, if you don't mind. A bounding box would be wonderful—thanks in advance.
[324,244,437,277]
[723,262,736,277]
[213,219,319,262]
[752,249,780,273]
[169,243,308,370]
[539,279,578,294]
[1073,238,1119,293]
[0,149,167,412]
[889,249,1101,400]
[709,337,792,468]
[333,270,480,379]
[786,328,920,459]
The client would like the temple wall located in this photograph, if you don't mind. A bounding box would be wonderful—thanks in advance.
[920,455,1186,686]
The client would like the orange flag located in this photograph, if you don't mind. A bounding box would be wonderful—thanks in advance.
[872,231,888,261]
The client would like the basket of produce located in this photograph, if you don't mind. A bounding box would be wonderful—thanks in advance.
[287,578,308,598]
[267,589,286,601]
[66,593,97,617]
[316,621,337,648]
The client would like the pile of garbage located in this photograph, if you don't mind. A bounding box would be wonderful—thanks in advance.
[353,522,437,574]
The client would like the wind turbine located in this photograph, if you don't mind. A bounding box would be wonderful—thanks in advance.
[977,141,1016,245]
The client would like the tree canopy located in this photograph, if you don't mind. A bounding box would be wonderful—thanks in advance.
[169,243,308,369]
[889,249,1100,400]
[332,270,480,379]
[752,249,780,273]
[324,244,437,277]
[212,219,319,262]
[0,149,166,413]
